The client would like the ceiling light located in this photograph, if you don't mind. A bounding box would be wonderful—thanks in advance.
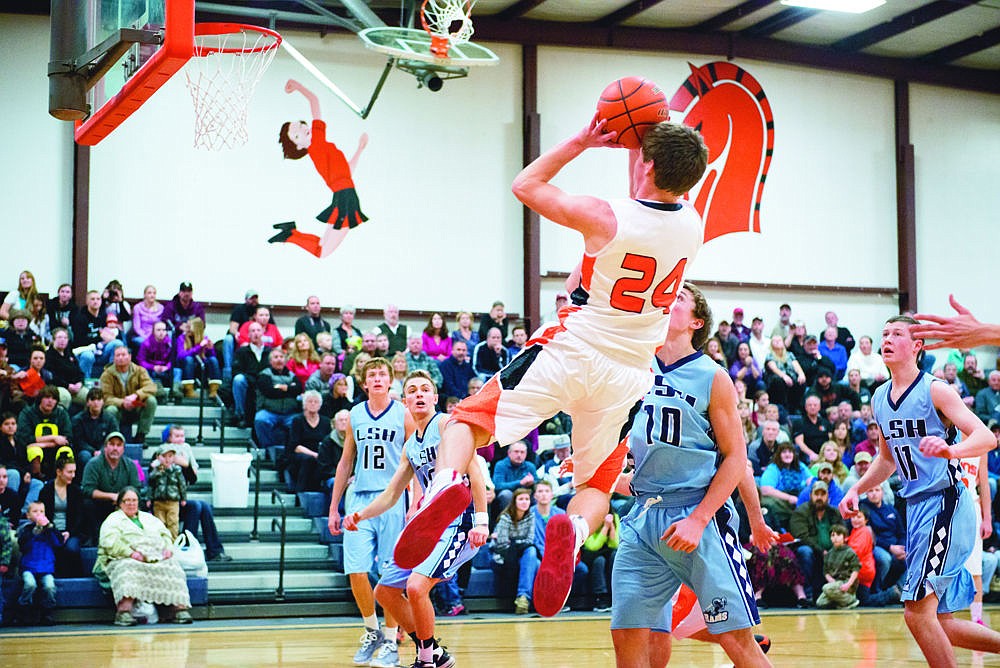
[780,0,886,13]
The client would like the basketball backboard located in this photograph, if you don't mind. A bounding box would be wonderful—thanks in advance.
[48,0,194,145]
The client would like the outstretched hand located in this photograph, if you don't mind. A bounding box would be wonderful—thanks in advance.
[749,521,780,554]
[912,294,990,350]
[342,511,362,532]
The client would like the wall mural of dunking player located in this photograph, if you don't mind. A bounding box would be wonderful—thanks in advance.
[269,79,370,258]
[670,62,774,243]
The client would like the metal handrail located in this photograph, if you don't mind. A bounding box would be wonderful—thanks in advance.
[270,489,287,601]
[249,445,263,542]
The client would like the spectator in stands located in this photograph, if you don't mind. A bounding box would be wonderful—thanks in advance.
[333,305,361,357]
[287,333,321,386]
[798,460,844,508]
[790,480,843,601]
[975,371,1000,424]
[28,296,51,346]
[254,348,303,449]
[148,442,187,539]
[759,442,811,532]
[764,335,806,413]
[473,327,509,382]
[793,394,828,463]
[747,539,810,610]
[818,326,848,381]
[46,283,76,336]
[844,369,872,408]
[506,325,528,359]
[450,311,479,352]
[0,464,21,529]
[100,346,157,444]
[771,303,793,341]
[129,284,163,350]
[0,341,20,415]
[809,368,851,413]
[161,281,205,333]
[491,440,537,516]
[15,347,50,405]
[702,336,727,368]
[70,388,117,469]
[477,301,509,344]
[824,310,855,354]
[2,309,39,370]
[237,305,283,350]
[749,420,784,479]
[70,291,111,378]
[404,335,443,390]
[531,480,564,556]
[294,295,331,347]
[158,425,230,561]
[960,353,988,398]
[39,454,85,576]
[374,332,391,359]
[841,451,895,508]
[859,484,905,592]
[847,509,901,607]
[714,320,739,365]
[388,353,409,400]
[815,523,859,610]
[1,270,38,321]
[845,335,889,389]
[231,321,271,428]
[544,291,570,325]
[136,320,173,395]
[422,313,451,362]
[223,290,261,380]
[343,330,376,375]
[287,390,332,493]
[16,500,63,625]
[46,328,87,409]
[378,304,408,356]
[100,280,131,327]
[16,385,72,479]
[81,432,139,542]
[346,352,372,404]
[437,340,475,406]
[0,413,21,490]
[941,362,973,406]
[747,317,770,365]
[81,313,127,381]
[317,409,347,495]
[582,509,619,612]
[0,502,12,624]
[175,316,222,400]
[729,342,765,394]
[491,487,537,614]
[305,354,342,416]
[538,438,574,509]
[315,331,335,358]
[795,334,836,389]
[94,486,193,626]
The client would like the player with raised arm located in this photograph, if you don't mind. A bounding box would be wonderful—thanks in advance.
[344,370,489,668]
[838,315,1000,667]
[912,294,1000,350]
[610,283,771,667]
[328,357,416,666]
[394,114,708,618]
[272,79,369,258]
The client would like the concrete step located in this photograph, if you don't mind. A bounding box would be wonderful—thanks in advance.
[222,542,330,561]
[153,404,224,420]
[208,569,345,592]
[214,515,314,534]
[188,490,295,509]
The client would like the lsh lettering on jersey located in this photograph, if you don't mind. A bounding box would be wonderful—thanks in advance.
[652,375,698,407]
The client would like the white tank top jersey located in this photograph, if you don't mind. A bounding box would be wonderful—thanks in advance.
[561,198,703,366]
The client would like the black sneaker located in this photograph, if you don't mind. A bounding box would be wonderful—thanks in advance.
[754,634,771,654]
[593,595,612,613]
[796,597,814,608]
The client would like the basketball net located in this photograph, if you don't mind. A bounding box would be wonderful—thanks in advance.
[421,0,477,59]
[184,25,281,150]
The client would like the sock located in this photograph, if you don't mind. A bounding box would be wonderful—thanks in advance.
[417,637,435,662]
[363,613,379,631]
[384,626,398,644]
[971,601,983,621]
[570,514,589,552]
[287,229,322,257]
[408,632,419,645]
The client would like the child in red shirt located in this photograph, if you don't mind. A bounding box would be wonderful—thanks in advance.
[849,509,900,607]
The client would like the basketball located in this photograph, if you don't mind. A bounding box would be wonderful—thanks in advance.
[596,77,670,149]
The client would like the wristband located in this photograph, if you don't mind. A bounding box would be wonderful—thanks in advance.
[474,512,489,526]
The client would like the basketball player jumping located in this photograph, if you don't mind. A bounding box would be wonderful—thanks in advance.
[839,316,1000,666]
[611,283,771,667]
[271,79,368,258]
[393,113,708,617]
[344,370,489,668]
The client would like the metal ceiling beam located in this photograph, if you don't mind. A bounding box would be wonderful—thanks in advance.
[596,0,669,27]
[496,0,548,21]
[695,0,778,32]
[469,17,1000,95]
[740,7,817,38]
[196,2,354,30]
[920,25,1000,64]
[832,1,967,52]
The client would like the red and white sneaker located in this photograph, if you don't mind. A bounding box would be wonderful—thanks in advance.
[533,513,578,617]
[394,473,471,569]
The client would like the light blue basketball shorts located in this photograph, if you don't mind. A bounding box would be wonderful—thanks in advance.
[379,507,479,588]
[343,489,406,575]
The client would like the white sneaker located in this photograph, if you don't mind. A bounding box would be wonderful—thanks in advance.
[353,628,384,665]
[370,639,399,667]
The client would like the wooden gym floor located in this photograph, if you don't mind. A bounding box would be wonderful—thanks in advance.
[1,608,999,667]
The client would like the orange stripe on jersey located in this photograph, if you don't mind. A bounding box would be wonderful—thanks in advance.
[582,439,629,494]
[580,255,596,291]
[525,322,566,348]
[449,377,502,440]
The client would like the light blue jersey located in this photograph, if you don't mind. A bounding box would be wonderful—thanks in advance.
[629,351,720,506]
[406,413,443,493]
[871,372,962,499]
[349,399,407,493]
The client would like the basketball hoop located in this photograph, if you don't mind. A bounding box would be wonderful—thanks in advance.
[184,23,281,150]
[421,0,477,59]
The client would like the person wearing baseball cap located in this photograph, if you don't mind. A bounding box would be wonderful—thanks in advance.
[789,472,844,606]
[731,307,750,343]
[162,281,206,332]
[80,430,140,539]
